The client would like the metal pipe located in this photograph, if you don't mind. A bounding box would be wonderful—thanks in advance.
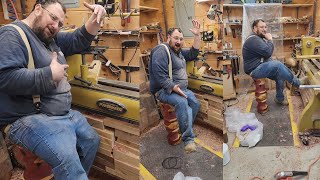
[299,85,320,89]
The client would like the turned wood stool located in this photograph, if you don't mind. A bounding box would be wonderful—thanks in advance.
[3,125,53,180]
[254,79,269,114]
[159,103,182,145]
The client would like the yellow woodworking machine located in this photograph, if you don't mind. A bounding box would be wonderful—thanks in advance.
[186,61,223,97]
[67,54,140,125]
[299,59,320,132]
[293,37,320,132]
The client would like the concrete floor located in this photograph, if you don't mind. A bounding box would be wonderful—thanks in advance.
[224,90,320,180]
[141,120,223,180]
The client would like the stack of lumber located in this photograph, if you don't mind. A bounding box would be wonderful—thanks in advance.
[139,81,161,132]
[83,112,140,180]
[0,133,13,180]
[194,92,224,131]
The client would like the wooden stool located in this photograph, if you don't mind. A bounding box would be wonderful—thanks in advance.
[254,79,269,114]
[3,126,53,180]
[159,103,182,145]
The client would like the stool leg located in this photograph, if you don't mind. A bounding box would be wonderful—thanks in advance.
[255,79,269,114]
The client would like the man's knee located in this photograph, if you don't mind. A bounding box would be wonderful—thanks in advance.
[91,132,100,147]
[175,99,189,110]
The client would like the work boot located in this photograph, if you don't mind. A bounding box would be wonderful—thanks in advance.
[184,142,196,153]
[274,97,289,106]
[298,76,308,85]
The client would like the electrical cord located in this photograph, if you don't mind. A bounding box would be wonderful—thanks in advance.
[162,157,183,169]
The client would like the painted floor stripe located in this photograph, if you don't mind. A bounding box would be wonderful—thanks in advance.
[140,163,157,180]
[195,138,223,158]
[232,92,254,148]
[286,91,301,147]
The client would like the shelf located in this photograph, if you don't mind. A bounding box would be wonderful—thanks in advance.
[268,21,309,25]
[226,23,242,26]
[196,0,218,4]
[223,4,243,8]
[223,4,313,8]
[140,30,159,34]
[282,4,313,8]
[273,37,302,41]
[139,6,159,12]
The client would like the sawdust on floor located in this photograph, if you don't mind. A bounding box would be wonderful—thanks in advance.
[194,122,223,152]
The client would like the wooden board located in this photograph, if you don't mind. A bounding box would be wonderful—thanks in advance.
[115,129,140,145]
[113,146,139,167]
[115,140,139,156]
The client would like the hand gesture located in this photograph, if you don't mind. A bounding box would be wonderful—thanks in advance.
[189,19,201,36]
[173,84,188,98]
[83,2,106,24]
[264,33,273,40]
[50,52,69,82]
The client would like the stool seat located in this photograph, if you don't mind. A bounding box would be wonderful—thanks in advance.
[3,125,53,180]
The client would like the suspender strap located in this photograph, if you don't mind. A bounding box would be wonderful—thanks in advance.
[160,43,173,79]
[5,24,41,111]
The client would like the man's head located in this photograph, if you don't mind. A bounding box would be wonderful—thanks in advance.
[252,19,267,38]
[167,28,184,53]
[30,0,66,44]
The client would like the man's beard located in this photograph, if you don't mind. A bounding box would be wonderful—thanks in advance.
[32,15,55,45]
[169,40,181,53]
[256,30,265,38]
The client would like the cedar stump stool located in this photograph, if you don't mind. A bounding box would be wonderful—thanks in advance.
[3,126,53,180]
[254,79,269,114]
[159,103,182,145]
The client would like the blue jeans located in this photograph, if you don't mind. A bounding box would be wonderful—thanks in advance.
[8,109,100,180]
[157,88,200,145]
[251,60,300,102]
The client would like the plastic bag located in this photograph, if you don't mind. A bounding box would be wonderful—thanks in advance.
[173,172,202,180]
[224,108,263,147]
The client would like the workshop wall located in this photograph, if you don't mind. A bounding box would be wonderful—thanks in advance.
[223,0,315,93]
[161,0,223,70]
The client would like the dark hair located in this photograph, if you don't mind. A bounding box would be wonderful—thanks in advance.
[252,19,264,29]
[167,27,182,36]
[32,0,66,14]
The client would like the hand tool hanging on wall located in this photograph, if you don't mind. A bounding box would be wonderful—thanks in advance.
[20,0,26,19]
[122,40,139,62]
[1,0,19,20]
[126,0,130,23]
[121,0,126,26]
[119,40,140,82]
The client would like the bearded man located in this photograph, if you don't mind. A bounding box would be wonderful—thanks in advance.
[243,19,307,106]
[149,20,201,153]
[0,0,106,179]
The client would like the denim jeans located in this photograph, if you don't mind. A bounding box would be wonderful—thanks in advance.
[157,88,200,145]
[251,60,300,102]
[8,109,100,180]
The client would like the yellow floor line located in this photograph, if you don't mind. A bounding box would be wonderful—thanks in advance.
[140,163,156,180]
[287,91,301,147]
[232,92,255,148]
[194,138,223,158]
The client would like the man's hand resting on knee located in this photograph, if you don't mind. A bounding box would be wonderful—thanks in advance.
[173,84,188,98]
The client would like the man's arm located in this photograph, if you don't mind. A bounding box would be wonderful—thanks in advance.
[55,3,106,56]
[181,20,201,61]
[83,2,106,35]
[0,29,56,95]
[251,35,274,59]
[190,20,201,50]
[151,47,176,94]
